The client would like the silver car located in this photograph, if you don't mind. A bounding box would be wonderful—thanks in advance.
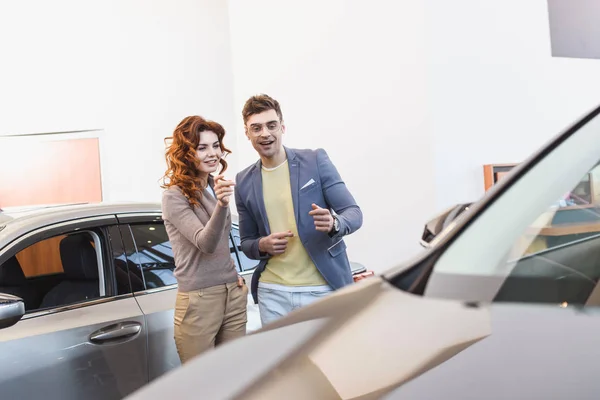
[0,203,366,399]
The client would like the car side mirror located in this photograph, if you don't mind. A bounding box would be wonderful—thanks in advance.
[0,293,25,330]
[420,202,473,247]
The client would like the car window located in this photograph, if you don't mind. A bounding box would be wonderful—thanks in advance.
[490,163,600,305]
[231,226,258,272]
[0,231,106,312]
[129,223,177,289]
[127,222,250,289]
[425,109,600,306]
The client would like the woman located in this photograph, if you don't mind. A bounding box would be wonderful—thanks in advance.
[161,115,247,363]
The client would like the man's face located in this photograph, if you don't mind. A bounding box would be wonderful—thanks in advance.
[245,109,285,160]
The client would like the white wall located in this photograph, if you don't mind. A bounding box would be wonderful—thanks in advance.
[227,0,600,272]
[5,0,597,273]
[0,0,237,203]
[227,0,436,272]
[426,0,600,211]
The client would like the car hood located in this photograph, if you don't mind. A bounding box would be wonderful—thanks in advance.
[126,277,491,399]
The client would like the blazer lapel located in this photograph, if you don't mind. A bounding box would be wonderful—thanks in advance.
[286,147,300,226]
[251,162,271,235]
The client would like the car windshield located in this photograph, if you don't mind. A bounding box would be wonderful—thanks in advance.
[425,106,600,306]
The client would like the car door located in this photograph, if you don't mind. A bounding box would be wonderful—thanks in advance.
[116,213,181,382]
[0,217,148,400]
[385,107,600,399]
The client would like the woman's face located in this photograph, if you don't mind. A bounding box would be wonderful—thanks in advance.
[196,131,222,174]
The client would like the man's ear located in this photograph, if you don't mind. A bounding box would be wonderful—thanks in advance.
[281,123,286,134]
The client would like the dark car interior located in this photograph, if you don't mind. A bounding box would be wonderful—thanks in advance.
[495,233,600,305]
[39,234,100,309]
[495,205,600,305]
[396,200,600,305]
[0,232,101,312]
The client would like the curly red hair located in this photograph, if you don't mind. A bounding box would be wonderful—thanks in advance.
[161,116,232,206]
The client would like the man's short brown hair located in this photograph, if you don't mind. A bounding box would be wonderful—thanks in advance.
[242,94,283,125]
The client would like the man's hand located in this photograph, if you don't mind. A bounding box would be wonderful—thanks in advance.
[214,174,235,207]
[353,271,375,282]
[308,203,334,233]
[259,231,294,255]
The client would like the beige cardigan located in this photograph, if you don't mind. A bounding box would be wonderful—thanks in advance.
[161,182,237,292]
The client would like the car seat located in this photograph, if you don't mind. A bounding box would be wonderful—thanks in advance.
[0,256,42,311]
[40,234,100,309]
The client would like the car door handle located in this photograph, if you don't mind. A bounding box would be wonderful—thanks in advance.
[89,322,142,344]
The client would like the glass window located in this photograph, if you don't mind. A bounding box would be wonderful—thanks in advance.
[0,231,105,312]
[128,223,248,289]
[426,112,600,306]
[231,226,258,272]
[491,164,600,305]
[129,223,177,289]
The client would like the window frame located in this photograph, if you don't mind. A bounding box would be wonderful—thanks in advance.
[0,215,121,319]
[230,224,258,274]
[105,224,134,296]
[117,212,178,295]
[229,230,243,273]
[127,222,177,292]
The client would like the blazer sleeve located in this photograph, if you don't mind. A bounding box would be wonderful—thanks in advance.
[316,148,363,238]
[234,173,271,260]
[161,189,229,254]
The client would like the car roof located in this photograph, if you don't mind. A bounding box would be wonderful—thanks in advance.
[1,202,161,224]
[0,202,161,249]
[0,202,240,251]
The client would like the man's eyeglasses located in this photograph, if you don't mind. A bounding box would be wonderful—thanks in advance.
[247,120,281,136]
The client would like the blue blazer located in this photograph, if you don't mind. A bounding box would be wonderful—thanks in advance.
[234,147,363,304]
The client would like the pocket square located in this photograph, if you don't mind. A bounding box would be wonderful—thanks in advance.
[301,178,315,190]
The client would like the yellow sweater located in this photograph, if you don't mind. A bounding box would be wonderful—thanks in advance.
[259,160,327,286]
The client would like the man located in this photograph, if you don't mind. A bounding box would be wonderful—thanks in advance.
[234,94,363,326]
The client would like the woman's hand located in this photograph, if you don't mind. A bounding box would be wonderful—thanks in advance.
[214,174,235,207]
[237,275,245,287]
